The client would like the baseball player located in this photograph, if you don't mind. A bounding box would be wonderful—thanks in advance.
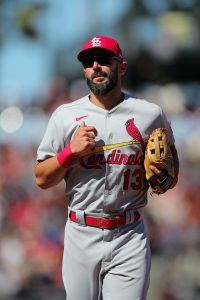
[35,36,179,300]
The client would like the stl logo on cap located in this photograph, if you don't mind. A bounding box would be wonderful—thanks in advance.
[77,35,124,62]
[91,37,101,47]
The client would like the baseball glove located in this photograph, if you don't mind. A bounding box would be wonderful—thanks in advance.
[144,128,175,195]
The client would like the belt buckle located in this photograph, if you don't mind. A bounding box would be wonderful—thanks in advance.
[99,217,116,229]
[115,215,121,228]
[99,219,104,229]
[99,218,108,229]
[99,216,121,229]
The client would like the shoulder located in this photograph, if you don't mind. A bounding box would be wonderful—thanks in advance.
[124,93,162,115]
[52,96,89,117]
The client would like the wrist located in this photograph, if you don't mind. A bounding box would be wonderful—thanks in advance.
[56,144,75,168]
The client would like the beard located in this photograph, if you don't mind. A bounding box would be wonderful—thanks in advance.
[86,67,119,96]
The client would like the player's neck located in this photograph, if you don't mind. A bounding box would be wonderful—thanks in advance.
[89,89,124,111]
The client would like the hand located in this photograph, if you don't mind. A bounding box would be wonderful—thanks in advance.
[148,165,168,186]
[149,165,177,191]
[70,121,97,156]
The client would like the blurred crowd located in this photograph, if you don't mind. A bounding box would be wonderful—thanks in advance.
[1,1,200,299]
[0,76,200,300]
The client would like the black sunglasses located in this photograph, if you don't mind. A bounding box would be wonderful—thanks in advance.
[81,55,121,68]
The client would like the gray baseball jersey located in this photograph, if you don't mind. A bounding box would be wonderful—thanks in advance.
[37,93,174,215]
[37,93,174,300]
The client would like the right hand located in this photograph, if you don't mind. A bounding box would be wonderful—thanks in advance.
[70,121,97,156]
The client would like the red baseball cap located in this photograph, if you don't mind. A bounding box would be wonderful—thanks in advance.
[77,36,123,62]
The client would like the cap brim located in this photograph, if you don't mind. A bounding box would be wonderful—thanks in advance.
[77,48,117,61]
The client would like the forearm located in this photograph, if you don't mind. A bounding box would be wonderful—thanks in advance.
[35,156,67,189]
[35,122,97,189]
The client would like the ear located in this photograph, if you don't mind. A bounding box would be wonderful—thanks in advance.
[120,61,128,76]
[82,67,87,76]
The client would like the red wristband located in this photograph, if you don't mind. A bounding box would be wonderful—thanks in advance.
[56,144,75,168]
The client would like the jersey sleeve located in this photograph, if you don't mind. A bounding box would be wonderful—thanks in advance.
[159,109,175,146]
[36,112,65,161]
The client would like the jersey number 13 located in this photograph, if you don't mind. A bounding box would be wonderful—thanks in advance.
[123,169,143,190]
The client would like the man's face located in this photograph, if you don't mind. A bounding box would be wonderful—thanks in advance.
[81,50,121,96]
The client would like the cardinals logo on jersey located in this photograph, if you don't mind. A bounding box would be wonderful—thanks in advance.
[125,118,145,152]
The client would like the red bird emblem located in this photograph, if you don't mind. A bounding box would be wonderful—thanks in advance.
[125,118,145,152]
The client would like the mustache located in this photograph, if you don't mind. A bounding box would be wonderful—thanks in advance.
[91,71,107,80]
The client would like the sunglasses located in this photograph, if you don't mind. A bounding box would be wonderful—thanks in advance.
[81,55,121,68]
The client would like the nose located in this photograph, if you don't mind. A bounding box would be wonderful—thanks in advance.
[93,60,102,69]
